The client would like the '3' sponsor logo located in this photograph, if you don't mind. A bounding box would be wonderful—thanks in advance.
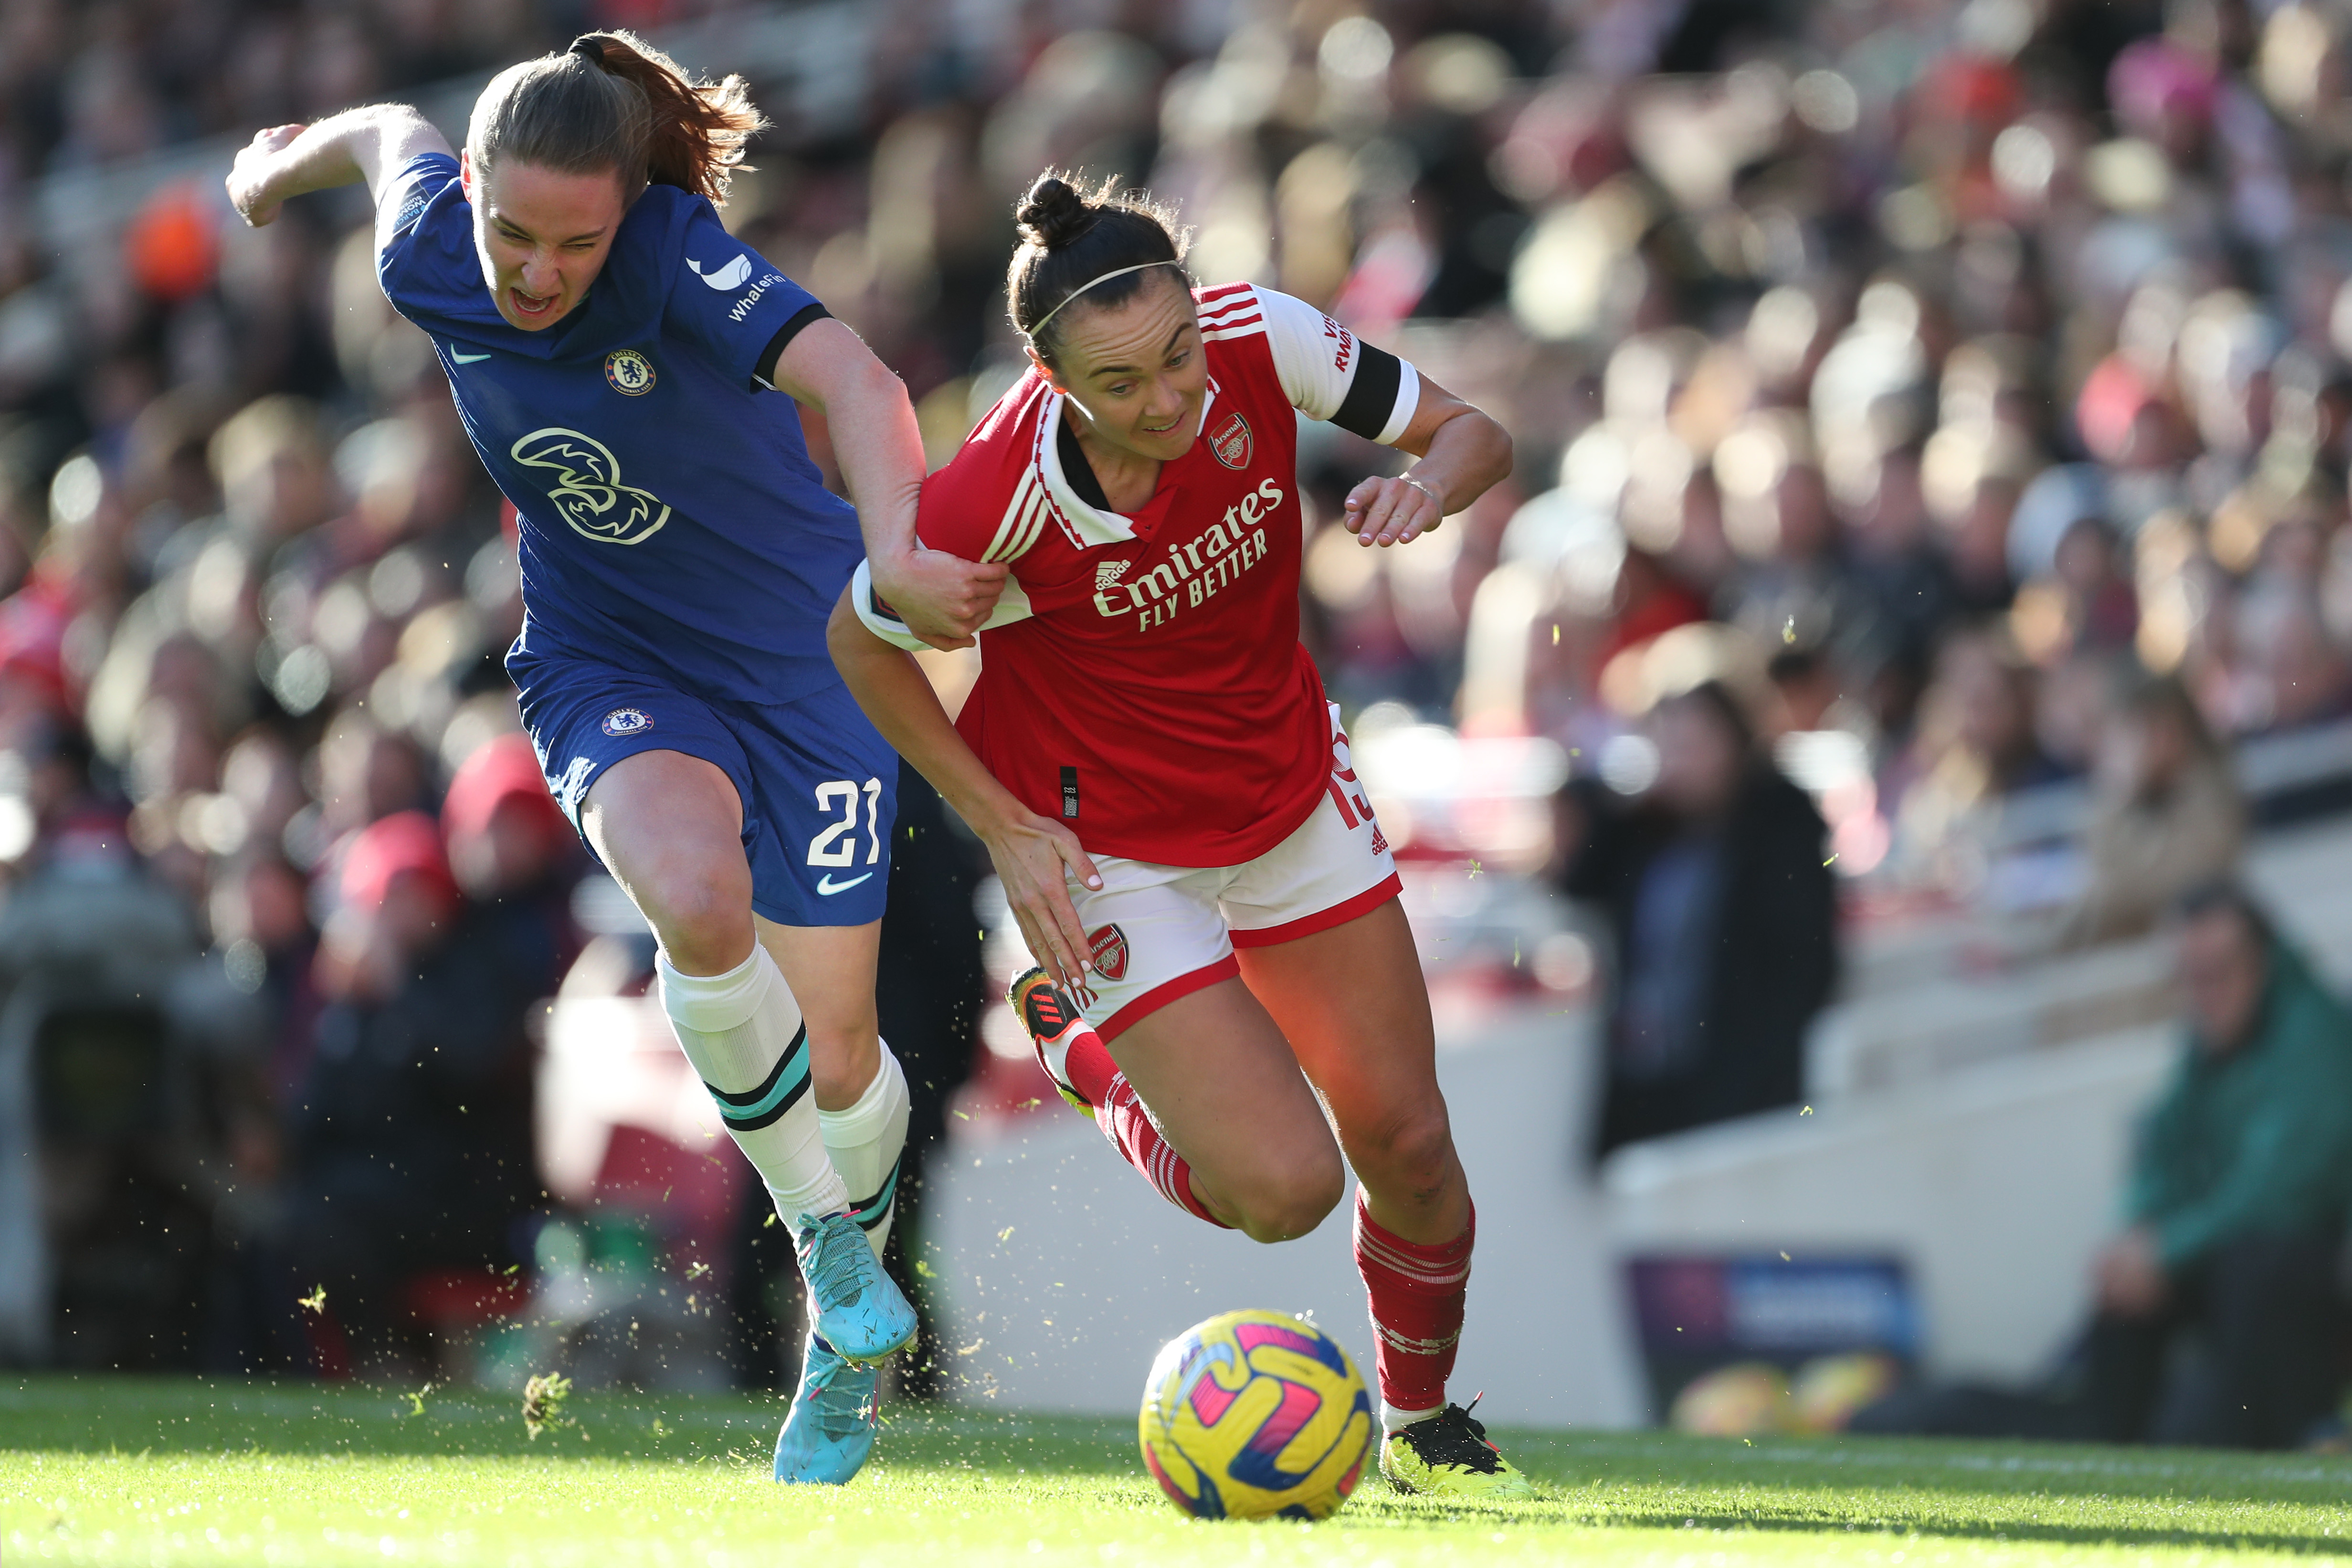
[510,429,671,546]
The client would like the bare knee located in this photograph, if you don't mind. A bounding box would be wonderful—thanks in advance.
[1353,1105,1457,1202]
[636,853,754,974]
[1230,1147,1346,1244]
[582,754,753,974]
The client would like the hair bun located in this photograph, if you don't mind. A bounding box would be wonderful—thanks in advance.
[1015,175,1097,251]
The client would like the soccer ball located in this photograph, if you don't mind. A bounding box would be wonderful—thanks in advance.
[1137,1308,1376,1520]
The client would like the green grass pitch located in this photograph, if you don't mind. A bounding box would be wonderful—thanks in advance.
[4,1377,2351,1565]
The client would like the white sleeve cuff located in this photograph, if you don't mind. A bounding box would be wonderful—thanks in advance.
[1374,359,1421,447]
[849,558,1037,649]
[848,559,934,652]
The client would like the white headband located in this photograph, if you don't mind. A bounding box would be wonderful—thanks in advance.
[1025,260,1185,340]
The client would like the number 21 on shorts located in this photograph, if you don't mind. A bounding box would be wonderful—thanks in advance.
[808,777,883,868]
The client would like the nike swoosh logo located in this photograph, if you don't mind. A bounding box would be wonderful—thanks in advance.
[816,872,875,896]
[451,350,492,363]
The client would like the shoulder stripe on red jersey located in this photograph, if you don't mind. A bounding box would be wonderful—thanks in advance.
[1006,484,1051,559]
[983,469,1040,562]
[1200,318,1266,342]
[1196,281,1256,306]
[1199,296,1262,327]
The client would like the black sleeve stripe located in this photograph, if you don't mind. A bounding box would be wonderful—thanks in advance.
[866,575,907,626]
[752,302,833,390]
[1330,343,1404,440]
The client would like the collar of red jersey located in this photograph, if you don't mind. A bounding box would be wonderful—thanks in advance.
[1037,378,1222,548]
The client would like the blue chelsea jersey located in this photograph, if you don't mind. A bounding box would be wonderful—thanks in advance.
[376,152,860,705]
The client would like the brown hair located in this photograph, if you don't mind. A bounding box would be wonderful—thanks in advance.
[466,31,765,207]
[1007,171,1189,364]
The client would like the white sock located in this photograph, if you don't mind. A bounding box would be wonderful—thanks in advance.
[818,1042,911,1257]
[658,947,848,1225]
[1382,1401,1442,1435]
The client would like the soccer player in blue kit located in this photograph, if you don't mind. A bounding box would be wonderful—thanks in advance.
[226,31,1003,1483]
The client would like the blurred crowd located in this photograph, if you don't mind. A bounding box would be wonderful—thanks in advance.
[728,0,2352,946]
[9,0,2352,1380]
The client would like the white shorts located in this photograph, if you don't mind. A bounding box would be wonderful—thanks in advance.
[1067,705,1401,1040]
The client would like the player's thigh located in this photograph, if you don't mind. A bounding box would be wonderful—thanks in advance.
[1109,977,1345,1239]
[524,670,759,970]
[1068,858,1343,1236]
[754,914,881,1112]
[1236,896,1445,1167]
[581,747,745,892]
[1218,733,1442,1186]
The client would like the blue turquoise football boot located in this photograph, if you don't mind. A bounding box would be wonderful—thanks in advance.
[772,1332,880,1484]
[792,1210,917,1364]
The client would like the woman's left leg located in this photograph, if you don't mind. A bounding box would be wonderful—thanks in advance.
[1239,898,1527,1495]
[752,913,913,1487]
[738,676,913,1260]
[1239,900,1470,1424]
[757,916,908,1255]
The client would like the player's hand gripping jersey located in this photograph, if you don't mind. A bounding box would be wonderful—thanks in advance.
[376,152,857,704]
[854,284,1420,866]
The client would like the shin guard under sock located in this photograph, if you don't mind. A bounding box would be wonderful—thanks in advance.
[659,946,850,1224]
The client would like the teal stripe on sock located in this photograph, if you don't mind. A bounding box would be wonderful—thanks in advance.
[713,1039,810,1128]
[850,1161,900,1229]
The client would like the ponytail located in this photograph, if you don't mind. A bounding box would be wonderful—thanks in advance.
[467,30,766,207]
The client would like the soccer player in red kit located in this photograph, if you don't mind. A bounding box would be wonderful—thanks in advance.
[828,175,1525,1497]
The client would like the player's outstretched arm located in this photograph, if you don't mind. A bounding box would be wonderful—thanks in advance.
[1342,377,1512,548]
[827,589,1100,986]
[226,105,451,228]
[770,320,1007,651]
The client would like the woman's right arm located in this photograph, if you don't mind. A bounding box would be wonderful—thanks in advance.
[826,588,1102,987]
[227,105,452,228]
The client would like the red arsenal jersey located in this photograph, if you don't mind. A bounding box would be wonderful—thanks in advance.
[855,284,1421,867]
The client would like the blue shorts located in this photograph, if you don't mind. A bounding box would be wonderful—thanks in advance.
[514,653,897,928]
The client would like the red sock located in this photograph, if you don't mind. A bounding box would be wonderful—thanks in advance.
[1353,1190,1473,1419]
[1061,1024,1118,1106]
[1097,1072,1230,1229]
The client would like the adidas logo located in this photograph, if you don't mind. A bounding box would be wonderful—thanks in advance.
[1095,560,1132,590]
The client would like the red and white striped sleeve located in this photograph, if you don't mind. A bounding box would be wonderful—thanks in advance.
[1200,284,1421,444]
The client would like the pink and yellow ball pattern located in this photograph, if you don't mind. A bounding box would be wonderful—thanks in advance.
[1137,1309,1376,1520]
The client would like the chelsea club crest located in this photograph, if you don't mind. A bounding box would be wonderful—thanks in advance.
[604,348,655,396]
[601,707,654,736]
